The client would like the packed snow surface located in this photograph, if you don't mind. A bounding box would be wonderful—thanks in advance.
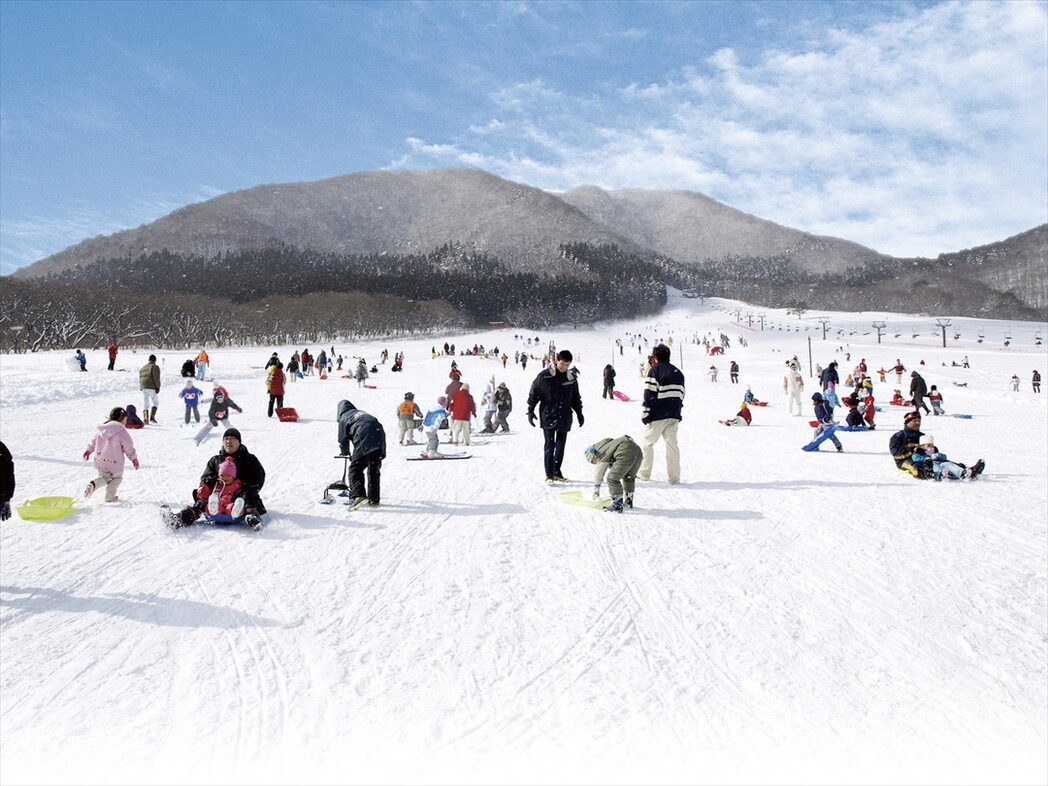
[1,295,1046,785]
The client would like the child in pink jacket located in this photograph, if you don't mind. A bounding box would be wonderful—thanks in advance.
[83,407,140,502]
[200,457,245,518]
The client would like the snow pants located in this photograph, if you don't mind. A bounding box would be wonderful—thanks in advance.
[184,404,200,424]
[349,449,382,504]
[451,418,471,445]
[397,417,415,444]
[786,390,803,415]
[638,418,680,484]
[604,441,643,498]
[88,469,123,503]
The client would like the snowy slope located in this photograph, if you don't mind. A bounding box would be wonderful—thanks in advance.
[1,294,1046,786]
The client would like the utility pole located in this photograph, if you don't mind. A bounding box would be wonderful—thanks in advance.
[872,321,887,344]
[817,318,830,341]
[935,318,951,349]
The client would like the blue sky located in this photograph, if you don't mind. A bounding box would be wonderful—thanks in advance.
[1,0,1046,274]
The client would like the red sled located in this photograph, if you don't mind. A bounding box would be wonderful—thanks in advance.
[364,384,378,390]
[275,407,299,422]
[748,401,768,407]
[612,391,631,402]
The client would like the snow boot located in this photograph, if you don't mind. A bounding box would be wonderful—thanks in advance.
[624,492,634,509]
[143,410,150,425]
[84,481,95,499]
[150,407,158,424]
[604,496,624,513]
[231,497,245,519]
[245,512,263,531]
[207,493,220,516]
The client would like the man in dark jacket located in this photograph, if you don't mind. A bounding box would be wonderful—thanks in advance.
[527,349,584,481]
[602,364,616,399]
[172,428,267,529]
[337,400,386,507]
[909,370,931,415]
[638,344,685,484]
[820,361,839,390]
[889,411,925,477]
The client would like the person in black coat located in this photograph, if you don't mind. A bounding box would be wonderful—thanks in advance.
[180,359,196,378]
[172,428,267,528]
[602,364,617,399]
[526,350,584,481]
[909,370,931,415]
[0,440,15,521]
[337,400,386,506]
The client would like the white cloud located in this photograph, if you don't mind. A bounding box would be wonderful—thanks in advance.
[393,1,1048,257]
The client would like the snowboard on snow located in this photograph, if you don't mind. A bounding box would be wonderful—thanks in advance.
[406,452,472,461]
[801,424,840,452]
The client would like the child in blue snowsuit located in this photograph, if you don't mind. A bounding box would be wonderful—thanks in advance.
[179,379,205,424]
[811,392,843,451]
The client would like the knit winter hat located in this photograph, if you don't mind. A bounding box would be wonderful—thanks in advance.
[919,434,934,446]
[904,411,921,424]
[219,457,237,478]
[584,447,599,464]
[223,427,242,441]
[811,392,824,401]
[437,396,448,407]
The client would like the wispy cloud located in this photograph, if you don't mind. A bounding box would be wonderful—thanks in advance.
[392,1,1048,257]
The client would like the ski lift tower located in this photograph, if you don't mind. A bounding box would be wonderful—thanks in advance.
[872,321,887,344]
[935,318,951,348]
[817,318,831,340]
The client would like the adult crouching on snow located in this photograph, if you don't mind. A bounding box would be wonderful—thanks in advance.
[172,428,267,529]
[139,354,161,424]
[527,349,584,482]
[337,400,386,507]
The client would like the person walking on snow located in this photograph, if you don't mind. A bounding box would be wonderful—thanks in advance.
[83,406,140,502]
[480,384,499,433]
[909,370,931,415]
[179,379,205,424]
[449,382,476,445]
[602,364,617,399]
[638,344,685,484]
[139,354,161,424]
[494,382,513,432]
[784,360,805,416]
[266,362,286,417]
[107,341,118,371]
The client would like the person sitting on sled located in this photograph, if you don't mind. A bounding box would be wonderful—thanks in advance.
[842,395,866,429]
[202,457,244,517]
[890,389,910,406]
[910,433,984,481]
[742,386,760,404]
[585,435,643,513]
[723,402,752,426]
[172,428,267,529]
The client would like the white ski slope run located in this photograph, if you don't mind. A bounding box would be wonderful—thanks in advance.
[1,294,1046,785]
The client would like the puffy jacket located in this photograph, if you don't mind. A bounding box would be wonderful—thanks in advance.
[86,421,138,474]
[266,367,286,396]
[337,400,387,460]
[139,361,161,392]
[910,373,928,399]
[603,365,616,385]
[450,389,476,420]
[889,427,924,469]
[589,435,643,482]
[642,361,685,423]
[820,364,839,389]
[527,365,583,430]
[197,444,267,514]
[812,394,834,424]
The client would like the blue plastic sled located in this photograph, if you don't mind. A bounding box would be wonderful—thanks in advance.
[950,413,973,419]
[802,424,840,452]
[201,512,246,525]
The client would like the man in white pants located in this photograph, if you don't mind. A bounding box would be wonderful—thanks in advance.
[638,344,685,484]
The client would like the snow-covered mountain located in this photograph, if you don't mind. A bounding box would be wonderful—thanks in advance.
[2,294,1045,785]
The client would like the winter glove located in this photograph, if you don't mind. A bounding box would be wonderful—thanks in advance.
[527,411,536,427]
[82,450,91,461]
[132,458,140,470]
[0,502,10,521]
[641,416,651,425]
[576,412,584,427]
